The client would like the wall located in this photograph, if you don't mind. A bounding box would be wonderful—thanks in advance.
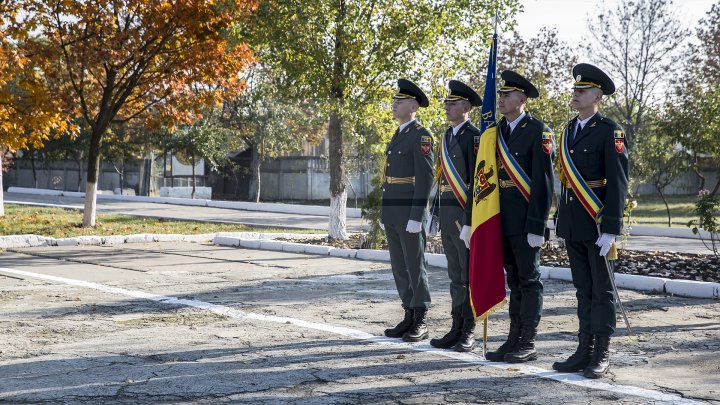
[257,157,373,201]
[7,159,141,193]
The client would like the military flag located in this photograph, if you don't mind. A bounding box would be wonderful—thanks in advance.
[468,32,507,321]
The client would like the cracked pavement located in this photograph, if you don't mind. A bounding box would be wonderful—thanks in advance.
[0,242,718,404]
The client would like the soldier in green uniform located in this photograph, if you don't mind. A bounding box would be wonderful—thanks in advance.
[484,71,555,363]
[381,78,435,342]
[552,63,628,379]
[428,80,482,352]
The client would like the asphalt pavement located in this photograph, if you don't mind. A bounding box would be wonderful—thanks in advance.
[1,242,717,404]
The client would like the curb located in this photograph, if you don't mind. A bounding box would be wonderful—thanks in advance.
[0,232,325,250]
[8,187,712,239]
[209,236,719,300]
[1,232,718,299]
[7,187,363,218]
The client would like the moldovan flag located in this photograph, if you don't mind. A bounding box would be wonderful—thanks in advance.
[469,33,507,320]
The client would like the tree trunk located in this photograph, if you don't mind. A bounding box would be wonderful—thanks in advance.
[251,140,261,203]
[30,153,37,188]
[328,0,347,240]
[76,153,84,192]
[138,152,152,196]
[328,110,347,240]
[191,154,196,199]
[693,156,706,191]
[0,151,4,217]
[116,157,125,194]
[656,187,671,227]
[82,130,103,227]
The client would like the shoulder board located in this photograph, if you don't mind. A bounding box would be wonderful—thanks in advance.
[466,123,482,134]
[526,118,544,130]
[598,116,621,129]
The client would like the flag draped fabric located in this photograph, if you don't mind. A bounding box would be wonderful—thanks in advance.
[469,33,507,320]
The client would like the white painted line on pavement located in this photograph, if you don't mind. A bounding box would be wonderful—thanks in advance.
[0,266,699,405]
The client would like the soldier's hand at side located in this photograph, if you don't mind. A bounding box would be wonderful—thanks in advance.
[459,225,471,249]
[405,220,422,233]
[596,233,616,256]
[527,233,544,248]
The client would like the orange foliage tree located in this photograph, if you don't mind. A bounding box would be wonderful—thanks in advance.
[0,4,76,217]
[5,0,255,225]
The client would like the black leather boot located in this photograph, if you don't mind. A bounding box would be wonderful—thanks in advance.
[402,308,429,342]
[453,317,476,352]
[384,307,414,338]
[430,313,462,349]
[504,326,538,363]
[552,332,595,372]
[583,335,611,379]
[485,317,521,361]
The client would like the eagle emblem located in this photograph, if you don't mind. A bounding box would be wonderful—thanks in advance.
[474,159,497,204]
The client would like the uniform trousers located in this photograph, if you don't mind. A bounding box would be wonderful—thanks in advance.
[385,223,431,309]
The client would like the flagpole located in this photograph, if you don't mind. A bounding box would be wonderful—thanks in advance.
[483,318,488,355]
[482,6,499,358]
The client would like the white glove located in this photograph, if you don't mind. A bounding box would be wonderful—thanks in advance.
[379,223,385,231]
[596,233,616,257]
[527,233,544,248]
[459,225,472,249]
[405,219,422,233]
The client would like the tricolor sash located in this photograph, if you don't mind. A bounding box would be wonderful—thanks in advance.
[559,125,603,221]
[497,131,531,201]
[440,132,469,207]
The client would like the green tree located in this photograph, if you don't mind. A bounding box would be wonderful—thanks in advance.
[664,2,720,194]
[241,0,520,239]
[634,110,689,226]
[166,121,234,199]
[220,63,325,202]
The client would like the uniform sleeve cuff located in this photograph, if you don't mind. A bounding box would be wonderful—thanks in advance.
[524,216,546,236]
[600,216,623,235]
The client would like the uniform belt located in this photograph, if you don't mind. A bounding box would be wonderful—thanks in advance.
[586,178,607,188]
[439,183,470,193]
[385,176,415,184]
[499,179,516,188]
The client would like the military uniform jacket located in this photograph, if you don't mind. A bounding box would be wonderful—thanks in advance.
[498,113,555,237]
[381,120,435,225]
[435,121,480,230]
[556,113,629,241]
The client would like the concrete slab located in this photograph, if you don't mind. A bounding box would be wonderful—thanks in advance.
[0,243,716,404]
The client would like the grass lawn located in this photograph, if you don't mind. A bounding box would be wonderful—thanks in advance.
[0,204,323,238]
[548,193,700,228]
[631,194,699,227]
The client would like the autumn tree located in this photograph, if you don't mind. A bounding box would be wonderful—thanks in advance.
[241,0,520,240]
[6,0,255,226]
[0,4,76,217]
